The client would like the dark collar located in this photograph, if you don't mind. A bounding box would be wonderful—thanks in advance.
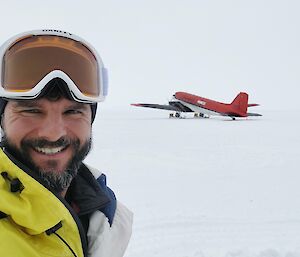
[65,164,110,217]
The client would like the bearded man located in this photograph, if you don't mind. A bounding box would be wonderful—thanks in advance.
[0,29,132,257]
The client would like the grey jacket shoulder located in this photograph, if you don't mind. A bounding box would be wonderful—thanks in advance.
[85,165,133,257]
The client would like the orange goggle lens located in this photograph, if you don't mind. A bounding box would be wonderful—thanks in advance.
[2,35,100,97]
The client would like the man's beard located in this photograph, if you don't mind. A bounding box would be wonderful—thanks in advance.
[1,133,91,194]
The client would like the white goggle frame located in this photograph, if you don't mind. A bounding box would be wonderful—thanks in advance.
[0,29,108,103]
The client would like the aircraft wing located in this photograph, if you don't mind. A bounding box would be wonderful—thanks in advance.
[131,103,183,112]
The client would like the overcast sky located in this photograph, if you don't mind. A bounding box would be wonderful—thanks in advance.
[1,0,299,110]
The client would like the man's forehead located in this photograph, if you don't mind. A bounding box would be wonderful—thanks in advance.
[9,100,39,107]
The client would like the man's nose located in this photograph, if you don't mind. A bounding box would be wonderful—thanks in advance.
[36,114,67,141]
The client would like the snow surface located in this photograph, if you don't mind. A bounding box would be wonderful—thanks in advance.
[86,107,300,257]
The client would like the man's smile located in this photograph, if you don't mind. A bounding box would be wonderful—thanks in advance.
[33,145,69,155]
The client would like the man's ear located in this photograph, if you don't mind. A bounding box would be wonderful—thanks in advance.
[0,99,7,125]
[0,116,3,138]
[0,126,3,146]
[0,113,4,128]
[0,113,5,138]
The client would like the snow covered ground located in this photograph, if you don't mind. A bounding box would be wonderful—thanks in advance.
[87,107,300,257]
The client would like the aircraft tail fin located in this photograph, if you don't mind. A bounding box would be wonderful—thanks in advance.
[230,92,248,115]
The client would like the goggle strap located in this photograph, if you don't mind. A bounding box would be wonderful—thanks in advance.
[102,67,109,97]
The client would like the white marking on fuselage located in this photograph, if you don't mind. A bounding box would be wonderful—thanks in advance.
[197,100,206,106]
[177,100,221,116]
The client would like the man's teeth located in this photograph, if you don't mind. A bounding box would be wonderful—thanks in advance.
[35,146,65,154]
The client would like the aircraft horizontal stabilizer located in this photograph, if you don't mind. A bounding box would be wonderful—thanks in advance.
[248,103,259,107]
[247,112,262,117]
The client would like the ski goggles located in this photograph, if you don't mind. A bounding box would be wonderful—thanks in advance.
[0,29,108,103]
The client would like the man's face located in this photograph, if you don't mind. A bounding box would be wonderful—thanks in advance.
[1,97,92,193]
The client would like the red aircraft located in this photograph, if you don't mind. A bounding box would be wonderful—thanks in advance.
[131,92,262,120]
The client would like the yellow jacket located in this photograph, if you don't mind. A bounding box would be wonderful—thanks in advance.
[0,148,86,257]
